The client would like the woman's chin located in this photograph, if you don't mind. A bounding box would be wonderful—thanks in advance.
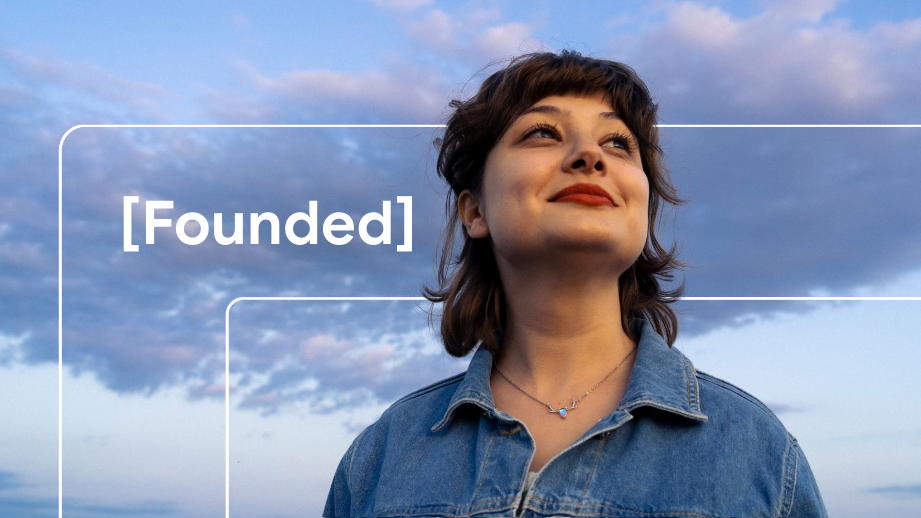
[545,227,642,255]
[498,235,642,272]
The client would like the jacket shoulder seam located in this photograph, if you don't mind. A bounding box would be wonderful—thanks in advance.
[343,424,374,503]
[778,436,799,518]
[695,371,784,427]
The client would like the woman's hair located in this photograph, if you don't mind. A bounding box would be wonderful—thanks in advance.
[424,49,685,357]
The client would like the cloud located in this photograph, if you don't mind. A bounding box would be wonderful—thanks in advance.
[867,483,921,498]
[665,2,741,48]
[47,119,458,402]
[216,5,540,124]
[230,58,450,122]
[0,497,55,518]
[0,497,178,517]
[869,18,921,48]
[200,87,275,123]
[368,0,433,13]
[764,402,802,415]
[230,309,469,415]
[0,44,179,112]
[762,0,843,23]
[0,470,178,517]
[620,1,921,124]
[229,8,248,27]
[0,470,20,491]
[474,22,534,60]
[0,331,31,364]
[401,7,539,64]
[64,499,178,516]
[406,9,455,48]
[599,1,921,332]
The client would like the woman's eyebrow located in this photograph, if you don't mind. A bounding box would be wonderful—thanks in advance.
[597,111,623,122]
[516,104,624,122]
[517,104,565,119]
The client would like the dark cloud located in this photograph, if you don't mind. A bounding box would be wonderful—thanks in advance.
[763,402,802,415]
[868,484,921,498]
[0,469,177,517]
[0,497,55,518]
[663,126,921,334]
[0,470,20,492]
[63,499,178,516]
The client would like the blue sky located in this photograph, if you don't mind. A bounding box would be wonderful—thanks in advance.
[2,0,921,516]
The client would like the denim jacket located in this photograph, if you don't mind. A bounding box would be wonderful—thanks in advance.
[325,319,827,517]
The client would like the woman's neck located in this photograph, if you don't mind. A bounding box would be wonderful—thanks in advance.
[493,263,637,397]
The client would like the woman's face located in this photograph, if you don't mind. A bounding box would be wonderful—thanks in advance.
[459,92,650,274]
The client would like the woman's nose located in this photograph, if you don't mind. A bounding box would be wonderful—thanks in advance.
[564,137,605,174]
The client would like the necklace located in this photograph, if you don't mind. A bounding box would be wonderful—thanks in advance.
[493,343,638,419]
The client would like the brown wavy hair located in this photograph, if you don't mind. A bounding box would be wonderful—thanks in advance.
[424,50,685,357]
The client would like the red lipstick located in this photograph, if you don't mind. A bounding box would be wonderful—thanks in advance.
[549,183,615,207]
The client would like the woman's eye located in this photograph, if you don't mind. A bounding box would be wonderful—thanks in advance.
[524,125,558,140]
[602,134,635,153]
[603,139,628,150]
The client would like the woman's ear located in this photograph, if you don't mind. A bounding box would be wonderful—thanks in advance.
[458,189,489,238]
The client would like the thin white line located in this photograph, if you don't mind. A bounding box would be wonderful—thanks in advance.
[224,308,229,518]
[222,305,234,518]
[228,297,426,303]
[56,123,921,131]
[58,127,67,518]
[61,124,445,129]
[656,124,921,128]
[225,296,921,303]
[680,296,921,301]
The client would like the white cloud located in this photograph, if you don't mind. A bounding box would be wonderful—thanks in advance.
[631,1,918,120]
[666,3,741,48]
[230,8,248,27]
[406,8,456,48]
[0,330,31,363]
[402,7,536,63]
[473,22,536,60]
[762,0,844,23]
[368,0,433,13]
[201,87,274,122]
[0,44,178,109]
[236,59,448,121]
[868,18,921,49]
[0,241,49,272]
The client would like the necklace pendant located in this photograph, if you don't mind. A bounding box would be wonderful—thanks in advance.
[547,402,570,419]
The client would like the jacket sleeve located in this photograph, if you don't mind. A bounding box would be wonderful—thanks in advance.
[323,440,357,517]
[785,441,828,518]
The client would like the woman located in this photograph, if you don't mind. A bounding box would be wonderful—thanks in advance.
[325,50,827,518]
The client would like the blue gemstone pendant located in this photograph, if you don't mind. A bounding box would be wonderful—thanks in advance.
[547,397,577,419]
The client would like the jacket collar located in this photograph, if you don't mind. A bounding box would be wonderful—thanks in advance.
[432,319,707,433]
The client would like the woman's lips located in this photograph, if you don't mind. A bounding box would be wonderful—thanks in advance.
[550,183,615,207]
